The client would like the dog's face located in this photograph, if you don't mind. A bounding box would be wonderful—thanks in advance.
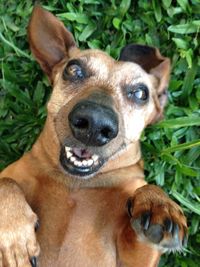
[47,49,158,177]
[28,6,170,178]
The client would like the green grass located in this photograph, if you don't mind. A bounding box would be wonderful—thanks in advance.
[0,0,199,266]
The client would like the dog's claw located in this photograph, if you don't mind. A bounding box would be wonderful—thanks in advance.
[34,220,40,231]
[141,211,151,230]
[182,233,188,247]
[172,223,179,237]
[126,198,133,218]
[30,257,37,267]
[164,218,173,233]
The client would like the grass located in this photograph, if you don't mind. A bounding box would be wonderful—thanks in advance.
[0,0,199,266]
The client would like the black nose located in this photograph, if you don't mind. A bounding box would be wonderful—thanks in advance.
[68,101,118,146]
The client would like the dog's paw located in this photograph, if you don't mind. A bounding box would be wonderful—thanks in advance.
[127,184,188,253]
[0,180,40,267]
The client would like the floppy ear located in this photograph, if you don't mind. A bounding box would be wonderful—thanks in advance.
[28,5,76,79]
[119,44,170,123]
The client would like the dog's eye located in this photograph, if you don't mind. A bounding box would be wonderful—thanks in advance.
[127,83,149,105]
[63,60,85,81]
[68,64,84,78]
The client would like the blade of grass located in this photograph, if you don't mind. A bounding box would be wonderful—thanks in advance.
[0,32,31,59]
[161,139,200,154]
[171,190,200,215]
[157,116,200,128]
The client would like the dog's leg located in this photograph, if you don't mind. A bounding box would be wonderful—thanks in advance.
[117,226,161,267]
[0,178,40,267]
[117,185,187,266]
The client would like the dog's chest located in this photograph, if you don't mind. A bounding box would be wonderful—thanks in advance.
[37,186,127,267]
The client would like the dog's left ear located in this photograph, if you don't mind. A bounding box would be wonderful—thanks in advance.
[28,5,77,80]
[119,44,170,123]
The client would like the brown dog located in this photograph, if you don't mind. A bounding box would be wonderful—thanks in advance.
[0,5,187,267]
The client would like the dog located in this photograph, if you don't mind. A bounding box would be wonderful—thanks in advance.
[0,5,187,267]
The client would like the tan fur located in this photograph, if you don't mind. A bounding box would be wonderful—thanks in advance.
[0,6,187,267]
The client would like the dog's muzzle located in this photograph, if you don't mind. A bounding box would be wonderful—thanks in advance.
[68,100,119,146]
[59,100,119,177]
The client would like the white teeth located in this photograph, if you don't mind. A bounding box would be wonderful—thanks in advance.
[92,155,98,162]
[73,159,94,168]
[70,156,76,162]
[74,160,80,166]
[65,146,71,152]
[66,151,73,159]
[77,162,83,167]
[82,160,88,167]
[65,147,72,159]
[64,147,98,168]
[87,159,94,166]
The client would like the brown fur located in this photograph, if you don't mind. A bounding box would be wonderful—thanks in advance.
[0,6,187,267]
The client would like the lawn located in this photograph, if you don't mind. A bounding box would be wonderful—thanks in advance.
[0,0,199,266]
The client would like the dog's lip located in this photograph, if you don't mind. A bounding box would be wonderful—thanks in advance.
[60,146,104,177]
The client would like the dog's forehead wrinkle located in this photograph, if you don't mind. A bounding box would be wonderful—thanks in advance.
[87,56,110,79]
[109,62,151,88]
[71,49,114,65]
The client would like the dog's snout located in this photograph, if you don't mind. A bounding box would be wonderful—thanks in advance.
[69,101,118,146]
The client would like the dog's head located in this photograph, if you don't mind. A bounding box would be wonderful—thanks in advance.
[28,6,170,178]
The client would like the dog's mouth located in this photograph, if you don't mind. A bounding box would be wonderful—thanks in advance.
[60,146,104,177]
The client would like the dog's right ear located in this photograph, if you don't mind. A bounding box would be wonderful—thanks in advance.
[28,5,77,79]
[119,44,170,123]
